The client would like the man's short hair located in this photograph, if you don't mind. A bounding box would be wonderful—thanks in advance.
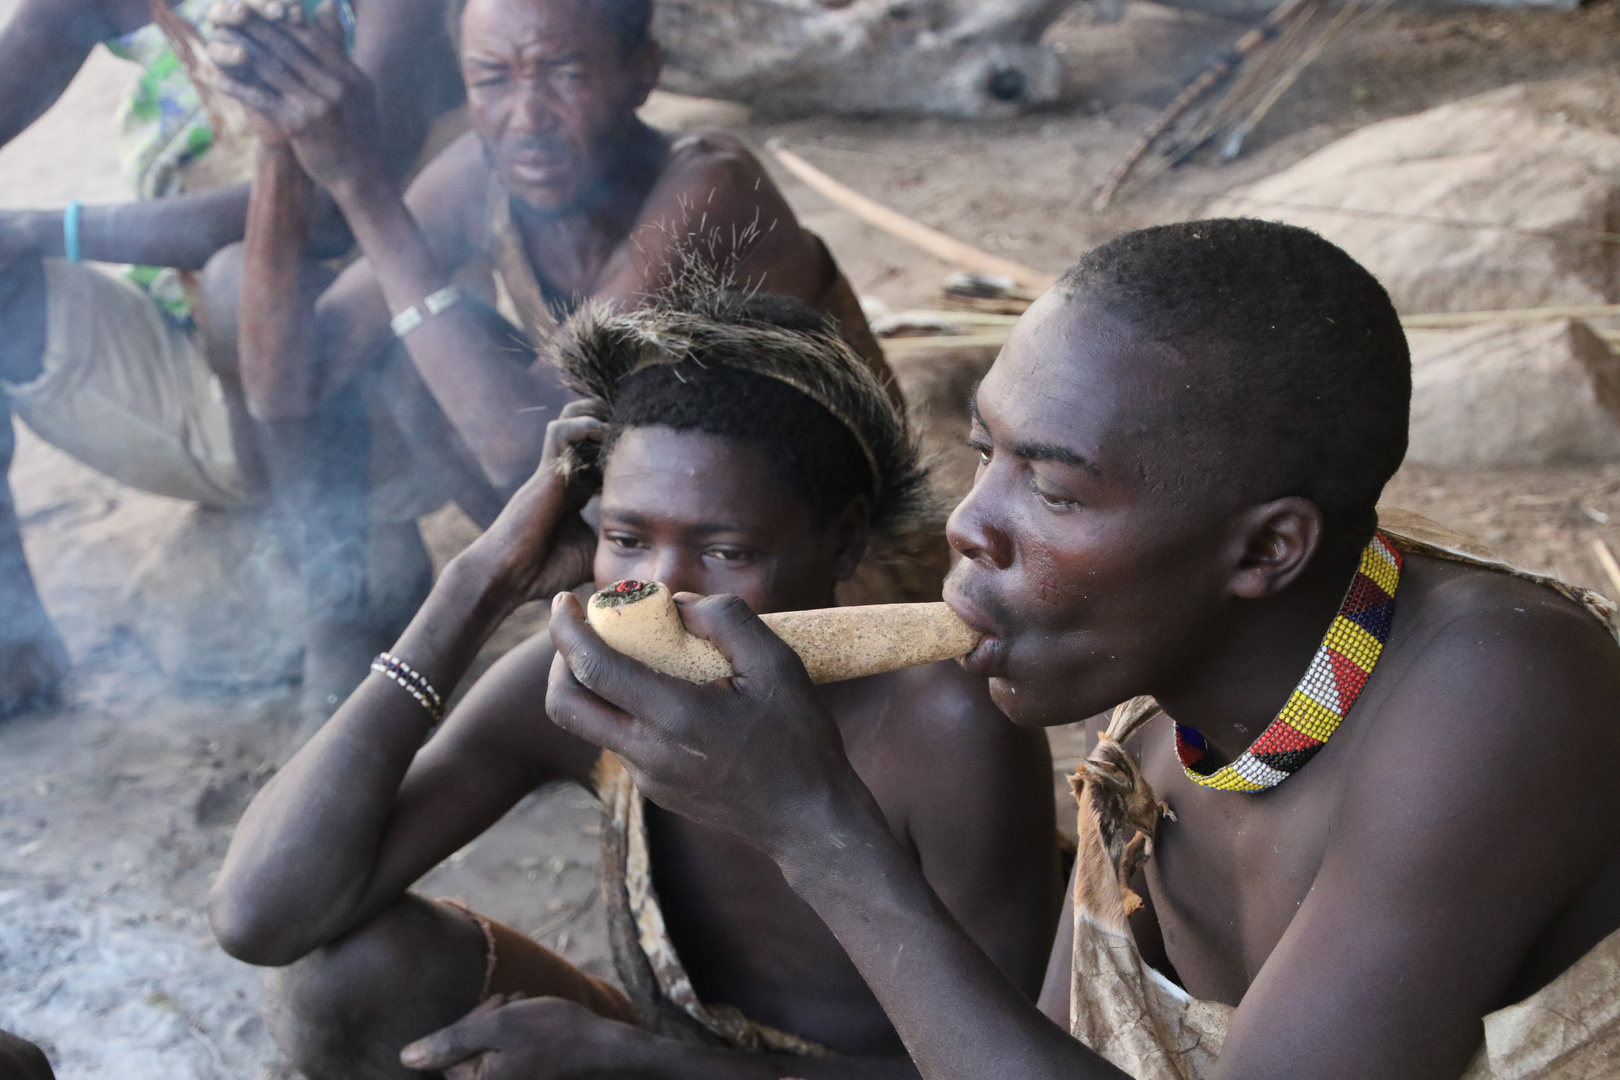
[446,0,653,54]
[1061,218,1411,533]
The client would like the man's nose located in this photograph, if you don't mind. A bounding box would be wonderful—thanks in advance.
[947,480,1013,569]
[642,550,687,592]
[510,79,562,134]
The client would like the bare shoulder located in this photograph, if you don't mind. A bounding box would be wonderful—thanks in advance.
[1355,555,1620,785]
[1378,554,1620,736]
[1333,555,1620,948]
[838,660,1049,782]
[648,129,795,219]
[662,130,772,182]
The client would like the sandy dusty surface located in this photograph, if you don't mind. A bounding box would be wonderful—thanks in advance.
[2,2,1619,1075]
[0,43,606,1078]
[0,426,611,1077]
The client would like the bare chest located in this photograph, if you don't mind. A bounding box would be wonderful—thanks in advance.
[1135,726,1345,1005]
[643,803,903,1052]
[510,220,639,305]
[636,688,912,1051]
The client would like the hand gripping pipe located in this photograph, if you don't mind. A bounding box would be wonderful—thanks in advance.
[584,580,981,684]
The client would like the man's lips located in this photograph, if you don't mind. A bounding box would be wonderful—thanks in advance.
[945,593,1011,678]
[958,634,1009,678]
[507,148,574,182]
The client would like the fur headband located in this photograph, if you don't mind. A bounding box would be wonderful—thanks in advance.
[549,287,935,537]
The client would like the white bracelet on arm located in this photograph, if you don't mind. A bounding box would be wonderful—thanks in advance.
[370,652,445,722]
[390,284,465,338]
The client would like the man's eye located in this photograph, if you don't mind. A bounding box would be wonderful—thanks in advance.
[1030,479,1079,510]
[705,548,752,563]
[605,534,645,551]
[966,440,992,467]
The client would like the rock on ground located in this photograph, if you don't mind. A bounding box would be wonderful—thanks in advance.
[1209,78,1620,314]
[121,508,305,687]
[653,0,1072,118]
[1407,319,1620,467]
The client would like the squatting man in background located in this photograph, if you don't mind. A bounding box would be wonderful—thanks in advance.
[542,219,1620,1080]
[0,0,465,717]
[202,0,901,733]
[0,0,886,729]
[208,291,1061,1079]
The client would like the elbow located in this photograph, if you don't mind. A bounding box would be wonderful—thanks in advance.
[206,884,312,968]
[245,391,319,425]
[239,361,320,423]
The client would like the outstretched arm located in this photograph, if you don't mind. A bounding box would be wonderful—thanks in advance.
[0,0,249,269]
[3,0,291,270]
[0,188,315,270]
[208,406,602,966]
[0,0,458,267]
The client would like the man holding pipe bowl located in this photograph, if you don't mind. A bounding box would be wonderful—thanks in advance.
[542,219,1620,1080]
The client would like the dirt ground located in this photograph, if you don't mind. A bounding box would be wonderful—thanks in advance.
[1,0,1618,1075]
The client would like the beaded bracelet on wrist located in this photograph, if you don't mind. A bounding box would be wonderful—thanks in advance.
[371,652,446,723]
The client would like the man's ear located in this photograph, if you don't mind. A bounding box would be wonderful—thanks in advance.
[829,498,872,584]
[626,41,662,109]
[1225,496,1325,600]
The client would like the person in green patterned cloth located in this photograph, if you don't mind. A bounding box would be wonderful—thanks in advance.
[0,0,465,717]
[104,0,357,320]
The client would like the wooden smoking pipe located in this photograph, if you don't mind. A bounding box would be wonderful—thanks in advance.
[585,580,982,684]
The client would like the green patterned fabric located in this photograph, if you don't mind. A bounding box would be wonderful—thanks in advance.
[103,0,219,202]
[102,0,354,321]
[102,0,218,320]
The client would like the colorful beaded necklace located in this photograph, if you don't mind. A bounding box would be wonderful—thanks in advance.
[1175,531,1403,793]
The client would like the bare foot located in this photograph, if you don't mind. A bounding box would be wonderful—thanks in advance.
[0,629,68,718]
[0,419,67,718]
[0,1027,55,1079]
[0,554,68,717]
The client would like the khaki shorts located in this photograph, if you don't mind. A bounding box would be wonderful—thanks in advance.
[2,259,245,506]
[2,259,459,522]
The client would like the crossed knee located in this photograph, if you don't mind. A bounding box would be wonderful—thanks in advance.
[197,241,338,419]
[261,895,488,1080]
[197,243,247,382]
